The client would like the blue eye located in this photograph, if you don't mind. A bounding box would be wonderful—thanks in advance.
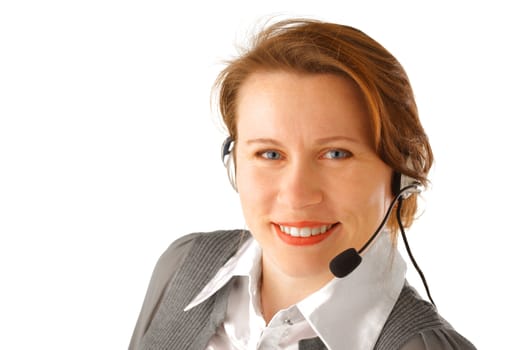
[259,150,282,160]
[324,149,352,159]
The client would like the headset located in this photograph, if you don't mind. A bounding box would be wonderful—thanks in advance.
[221,136,435,306]
[221,136,237,191]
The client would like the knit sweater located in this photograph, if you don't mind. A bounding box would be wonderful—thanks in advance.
[130,230,476,350]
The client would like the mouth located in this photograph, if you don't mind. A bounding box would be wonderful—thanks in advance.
[273,222,339,246]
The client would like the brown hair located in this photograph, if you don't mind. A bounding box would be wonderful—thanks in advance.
[215,18,433,234]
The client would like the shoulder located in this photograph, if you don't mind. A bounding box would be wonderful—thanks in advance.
[129,229,248,349]
[146,229,249,301]
[157,229,249,272]
[376,284,476,350]
[399,328,476,350]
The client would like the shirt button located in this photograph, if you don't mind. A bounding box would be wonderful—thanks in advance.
[284,318,293,325]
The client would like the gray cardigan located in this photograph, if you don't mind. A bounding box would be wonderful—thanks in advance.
[130,230,476,350]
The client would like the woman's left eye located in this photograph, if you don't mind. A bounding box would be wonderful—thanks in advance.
[322,149,352,159]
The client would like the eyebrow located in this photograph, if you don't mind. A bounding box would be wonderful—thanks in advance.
[243,136,360,146]
[315,136,360,144]
[244,138,284,146]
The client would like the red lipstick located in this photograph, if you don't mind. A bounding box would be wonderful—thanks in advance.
[273,222,339,246]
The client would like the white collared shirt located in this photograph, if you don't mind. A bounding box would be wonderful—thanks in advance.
[184,230,407,350]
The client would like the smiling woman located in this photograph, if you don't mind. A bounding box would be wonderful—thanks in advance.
[234,72,394,305]
[129,19,476,350]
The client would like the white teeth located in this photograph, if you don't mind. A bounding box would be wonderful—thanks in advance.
[278,224,334,237]
[300,227,312,237]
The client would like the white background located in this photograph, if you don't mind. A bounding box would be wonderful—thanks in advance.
[1,1,523,348]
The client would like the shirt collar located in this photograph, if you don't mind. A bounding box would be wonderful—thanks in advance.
[184,237,261,311]
[184,231,406,350]
[297,230,406,350]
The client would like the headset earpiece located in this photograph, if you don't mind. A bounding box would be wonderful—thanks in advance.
[391,172,402,197]
[221,137,237,191]
[392,171,422,199]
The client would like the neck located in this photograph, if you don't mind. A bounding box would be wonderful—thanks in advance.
[259,257,333,324]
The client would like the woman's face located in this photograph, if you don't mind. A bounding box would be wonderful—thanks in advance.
[235,71,393,281]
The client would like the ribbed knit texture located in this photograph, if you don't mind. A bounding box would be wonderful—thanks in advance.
[299,337,327,349]
[139,230,248,350]
[375,285,444,350]
[138,230,472,350]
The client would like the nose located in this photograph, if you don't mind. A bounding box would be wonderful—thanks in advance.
[276,158,323,209]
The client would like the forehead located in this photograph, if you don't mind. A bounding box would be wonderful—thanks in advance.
[235,71,374,145]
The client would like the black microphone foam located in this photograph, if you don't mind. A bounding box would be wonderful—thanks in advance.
[329,248,362,278]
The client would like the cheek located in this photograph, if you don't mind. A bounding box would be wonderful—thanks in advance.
[329,169,392,216]
[236,166,275,220]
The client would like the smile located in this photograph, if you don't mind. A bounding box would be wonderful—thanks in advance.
[278,223,334,237]
[273,222,339,246]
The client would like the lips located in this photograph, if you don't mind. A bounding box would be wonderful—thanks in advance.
[273,222,339,246]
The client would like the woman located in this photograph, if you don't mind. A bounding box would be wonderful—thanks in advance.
[130,19,476,349]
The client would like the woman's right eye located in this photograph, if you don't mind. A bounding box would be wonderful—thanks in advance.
[257,150,282,160]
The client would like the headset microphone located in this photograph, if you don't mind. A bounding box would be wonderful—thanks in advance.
[329,248,362,278]
[329,181,420,278]
[329,177,436,306]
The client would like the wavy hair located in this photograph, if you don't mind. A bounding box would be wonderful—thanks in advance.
[215,19,433,234]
